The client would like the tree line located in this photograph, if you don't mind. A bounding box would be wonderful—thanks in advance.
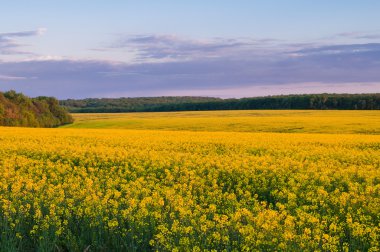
[61,93,380,113]
[60,96,222,113]
[0,90,73,127]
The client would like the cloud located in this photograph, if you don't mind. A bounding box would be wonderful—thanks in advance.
[105,34,279,62]
[1,41,380,99]
[0,28,47,38]
[1,30,379,98]
[152,82,380,99]
[293,43,380,56]
[335,31,380,40]
[0,28,47,55]
[0,74,28,81]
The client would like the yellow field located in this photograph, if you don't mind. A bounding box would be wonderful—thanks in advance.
[0,110,380,251]
[63,110,380,134]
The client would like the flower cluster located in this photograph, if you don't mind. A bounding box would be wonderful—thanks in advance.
[0,127,379,251]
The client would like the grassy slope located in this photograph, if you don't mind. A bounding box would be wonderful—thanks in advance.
[61,110,380,134]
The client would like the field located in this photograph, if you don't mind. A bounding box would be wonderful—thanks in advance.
[63,110,380,134]
[0,110,380,251]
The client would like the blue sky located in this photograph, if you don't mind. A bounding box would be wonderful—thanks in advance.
[1,1,380,98]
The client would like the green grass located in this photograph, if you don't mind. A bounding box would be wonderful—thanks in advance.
[62,110,380,134]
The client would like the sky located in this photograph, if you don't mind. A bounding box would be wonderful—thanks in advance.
[0,0,380,99]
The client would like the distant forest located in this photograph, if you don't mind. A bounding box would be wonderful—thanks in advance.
[0,90,73,127]
[61,94,380,113]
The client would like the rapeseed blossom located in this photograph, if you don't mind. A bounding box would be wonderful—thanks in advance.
[0,127,379,251]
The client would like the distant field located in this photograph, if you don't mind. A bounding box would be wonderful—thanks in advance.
[63,110,380,134]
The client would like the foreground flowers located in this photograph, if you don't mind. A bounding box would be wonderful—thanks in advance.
[0,127,379,251]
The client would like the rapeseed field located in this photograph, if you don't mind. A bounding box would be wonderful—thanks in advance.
[64,110,380,134]
[0,111,379,251]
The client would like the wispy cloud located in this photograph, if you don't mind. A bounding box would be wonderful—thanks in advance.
[0,28,47,55]
[104,34,280,62]
[293,43,380,56]
[0,74,28,81]
[334,31,380,40]
[0,28,47,38]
